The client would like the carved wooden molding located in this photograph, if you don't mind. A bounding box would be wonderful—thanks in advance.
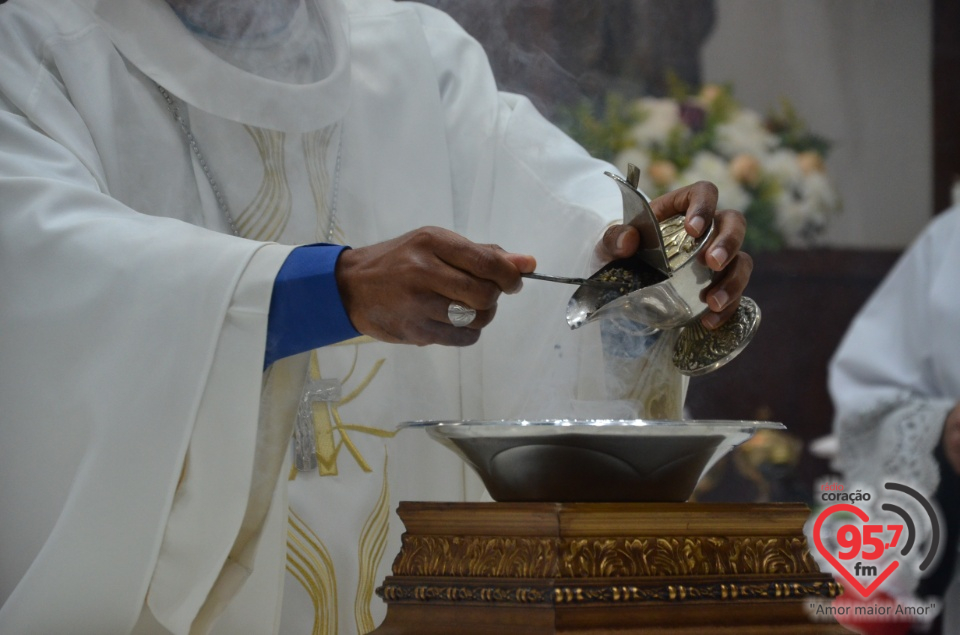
[392,534,820,579]
[553,580,841,604]
[373,504,852,633]
[379,583,551,605]
[377,579,841,606]
[561,536,818,577]
[393,535,560,578]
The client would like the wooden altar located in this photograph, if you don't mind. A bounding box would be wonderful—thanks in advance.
[372,502,851,634]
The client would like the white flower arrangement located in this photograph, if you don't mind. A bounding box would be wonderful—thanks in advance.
[560,84,841,251]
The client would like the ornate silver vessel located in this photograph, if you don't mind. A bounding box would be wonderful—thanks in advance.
[567,164,761,376]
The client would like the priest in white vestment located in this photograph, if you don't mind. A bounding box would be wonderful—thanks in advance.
[0,0,753,633]
[830,207,960,632]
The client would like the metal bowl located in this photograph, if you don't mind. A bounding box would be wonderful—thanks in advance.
[399,419,785,503]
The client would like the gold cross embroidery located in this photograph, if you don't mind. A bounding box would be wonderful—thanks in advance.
[291,339,396,479]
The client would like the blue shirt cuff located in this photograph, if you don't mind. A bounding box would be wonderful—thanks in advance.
[264,244,361,368]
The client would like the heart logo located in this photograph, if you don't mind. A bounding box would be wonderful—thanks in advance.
[813,503,899,597]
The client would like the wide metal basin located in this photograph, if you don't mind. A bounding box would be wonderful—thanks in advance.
[399,419,785,503]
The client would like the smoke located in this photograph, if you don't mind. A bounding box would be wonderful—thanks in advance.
[410,0,717,120]
[504,311,686,422]
[165,0,335,84]
[165,0,716,112]
[597,317,685,419]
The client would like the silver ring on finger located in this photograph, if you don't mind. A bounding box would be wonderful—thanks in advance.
[447,301,477,328]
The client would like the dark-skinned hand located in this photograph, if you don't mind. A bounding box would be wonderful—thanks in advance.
[336,181,751,345]
[335,226,535,346]
[597,180,752,330]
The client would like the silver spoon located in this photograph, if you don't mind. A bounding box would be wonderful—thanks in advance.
[521,272,620,289]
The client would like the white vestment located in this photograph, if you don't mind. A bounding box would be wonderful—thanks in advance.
[829,206,960,628]
[0,0,622,633]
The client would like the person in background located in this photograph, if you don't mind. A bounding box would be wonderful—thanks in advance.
[0,0,752,632]
[830,206,960,635]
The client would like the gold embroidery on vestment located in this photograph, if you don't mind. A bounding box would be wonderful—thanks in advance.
[238,126,291,241]
[287,508,338,635]
[291,345,394,479]
[355,454,391,633]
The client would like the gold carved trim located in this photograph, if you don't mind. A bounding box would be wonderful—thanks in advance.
[377,580,841,607]
[552,580,842,604]
[392,535,559,578]
[391,535,819,578]
[561,536,819,577]
[378,583,551,605]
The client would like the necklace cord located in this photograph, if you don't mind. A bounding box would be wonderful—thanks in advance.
[158,84,241,236]
[157,84,342,243]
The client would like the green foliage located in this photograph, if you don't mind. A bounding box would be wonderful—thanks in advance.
[556,93,639,163]
[705,84,737,126]
[766,98,833,157]
[742,188,785,252]
[652,123,714,172]
[665,70,691,103]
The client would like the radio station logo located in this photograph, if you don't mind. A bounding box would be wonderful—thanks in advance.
[805,479,942,624]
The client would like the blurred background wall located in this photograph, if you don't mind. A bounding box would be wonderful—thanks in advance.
[703,0,932,249]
